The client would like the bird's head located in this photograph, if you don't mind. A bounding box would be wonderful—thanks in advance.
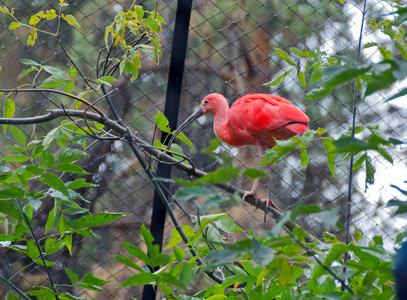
[201,93,227,115]
[166,93,227,150]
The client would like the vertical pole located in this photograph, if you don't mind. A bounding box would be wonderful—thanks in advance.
[142,0,193,299]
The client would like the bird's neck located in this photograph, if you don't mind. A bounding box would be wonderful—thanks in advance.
[212,99,234,144]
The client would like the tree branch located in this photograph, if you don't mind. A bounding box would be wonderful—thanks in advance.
[0,108,317,242]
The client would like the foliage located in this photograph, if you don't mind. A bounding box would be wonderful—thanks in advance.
[0,120,126,299]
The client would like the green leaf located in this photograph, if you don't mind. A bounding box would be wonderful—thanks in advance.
[10,126,26,146]
[114,254,143,272]
[27,239,40,260]
[54,163,90,175]
[82,273,109,286]
[353,152,366,170]
[291,204,338,228]
[323,232,340,243]
[165,225,193,249]
[40,173,70,196]
[65,81,74,94]
[242,168,267,179]
[40,151,55,169]
[200,195,236,213]
[322,63,371,89]
[121,242,151,265]
[38,74,67,88]
[68,68,77,78]
[19,59,41,67]
[66,178,95,189]
[323,139,336,176]
[331,136,376,153]
[154,111,170,132]
[214,216,243,234]
[274,48,296,66]
[355,226,363,242]
[142,17,161,32]
[76,283,105,292]
[174,186,214,201]
[264,69,293,87]
[278,259,293,285]
[172,132,194,152]
[124,61,139,81]
[65,268,79,285]
[197,166,240,184]
[63,207,88,215]
[58,148,86,164]
[261,139,301,166]
[97,76,117,87]
[68,212,126,231]
[296,71,306,89]
[386,87,407,102]
[43,65,65,76]
[159,273,187,289]
[121,272,156,287]
[28,29,37,46]
[305,86,332,99]
[4,154,29,162]
[173,246,186,262]
[365,60,407,97]
[0,186,25,200]
[45,206,58,233]
[9,21,21,30]
[28,196,42,211]
[27,286,55,299]
[44,237,61,255]
[3,98,15,134]
[25,165,45,175]
[5,145,25,152]
[154,111,170,133]
[17,67,37,81]
[62,14,81,27]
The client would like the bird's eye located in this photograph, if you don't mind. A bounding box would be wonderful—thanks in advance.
[204,100,209,105]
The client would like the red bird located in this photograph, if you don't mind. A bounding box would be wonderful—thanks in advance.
[170,93,310,212]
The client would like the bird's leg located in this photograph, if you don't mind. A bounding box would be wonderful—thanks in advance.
[263,163,283,221]
[242,178,260,205]
[242,143,263,206]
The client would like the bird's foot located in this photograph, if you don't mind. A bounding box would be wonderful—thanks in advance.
[242,190,258,206]
[263,197,283,222]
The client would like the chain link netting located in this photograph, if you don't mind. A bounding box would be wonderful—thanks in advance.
[0,0,406,298]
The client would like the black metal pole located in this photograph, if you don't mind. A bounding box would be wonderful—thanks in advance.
[142,0,193,299]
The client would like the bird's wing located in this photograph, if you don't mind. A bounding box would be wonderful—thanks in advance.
[229,94,309,135]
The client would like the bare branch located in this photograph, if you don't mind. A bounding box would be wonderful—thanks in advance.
[0,88,104,116]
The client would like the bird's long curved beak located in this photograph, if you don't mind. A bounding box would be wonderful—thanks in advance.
[167,106,204,150]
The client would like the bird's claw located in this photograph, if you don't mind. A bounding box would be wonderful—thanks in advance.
[262,197,283,222]
[242,190,258,206]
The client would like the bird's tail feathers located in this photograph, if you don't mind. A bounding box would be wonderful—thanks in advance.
[286,122,309,134]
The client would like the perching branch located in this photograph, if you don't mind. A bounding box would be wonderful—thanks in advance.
[0,108,314,239]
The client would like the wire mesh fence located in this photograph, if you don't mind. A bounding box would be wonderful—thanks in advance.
[0,0,406,299]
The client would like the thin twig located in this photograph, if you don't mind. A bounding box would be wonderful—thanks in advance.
[57,34,97,91]
[0,274,31,300]
[343,0,367,281]
[17,198,59,300]
[0,88,104,117]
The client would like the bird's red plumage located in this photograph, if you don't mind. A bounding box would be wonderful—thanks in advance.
[222,93,309,148]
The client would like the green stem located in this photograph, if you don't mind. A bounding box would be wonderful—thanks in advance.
[17,198,59,300]
[0,274,31,300]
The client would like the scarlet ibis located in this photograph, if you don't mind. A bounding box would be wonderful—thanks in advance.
[169,93,310,211]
